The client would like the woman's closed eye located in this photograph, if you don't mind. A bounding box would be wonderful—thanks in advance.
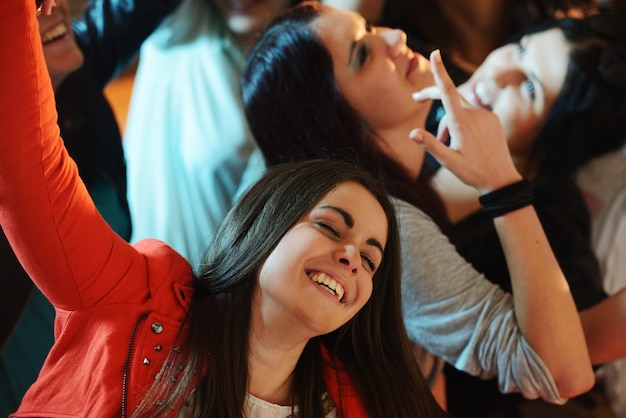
[315,220,340,237]
[352,20,374,70]
[356,43,369,68]
[361,252,377,273]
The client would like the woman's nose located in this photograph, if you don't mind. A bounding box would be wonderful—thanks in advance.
[491,65,525,88]
[337,245,359,274]
[379,28,407,57]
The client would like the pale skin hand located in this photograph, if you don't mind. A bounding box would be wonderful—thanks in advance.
[410,50,595,399]
[410,50,522,194]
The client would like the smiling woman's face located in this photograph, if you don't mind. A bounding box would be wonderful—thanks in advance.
[459,28,570,162]
[37,0,83,89]
[256,181,387,337]
[310,5,434,134]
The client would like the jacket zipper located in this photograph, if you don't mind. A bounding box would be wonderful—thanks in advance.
[122,314,147,418]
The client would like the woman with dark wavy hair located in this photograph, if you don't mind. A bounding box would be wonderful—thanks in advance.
[1,1,448,417]
[241,0,597,406]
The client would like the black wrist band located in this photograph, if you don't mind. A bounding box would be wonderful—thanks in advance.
[479,179,533,218]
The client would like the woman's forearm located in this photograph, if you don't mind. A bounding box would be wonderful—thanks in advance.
[495,205,594,398]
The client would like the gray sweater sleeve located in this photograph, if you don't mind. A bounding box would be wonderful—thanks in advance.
[393,198,566,404]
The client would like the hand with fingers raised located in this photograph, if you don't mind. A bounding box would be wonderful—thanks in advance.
[410,50,522,195]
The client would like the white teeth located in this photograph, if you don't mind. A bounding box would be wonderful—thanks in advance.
[308,272,345,302]
[42,23,68,45]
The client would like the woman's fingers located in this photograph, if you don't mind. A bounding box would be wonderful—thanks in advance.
[412,86,441,102]
[410,128,458,169]
[428,50,463,122]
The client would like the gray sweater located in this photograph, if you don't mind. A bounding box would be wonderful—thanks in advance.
[393,197,564,404]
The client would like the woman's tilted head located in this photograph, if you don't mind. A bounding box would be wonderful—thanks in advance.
[458,27,570,165]
[255,177,389,334]
[243,2,433,167]
[461,11,626,181]
[197,158,399,313]
[309,5,434,134]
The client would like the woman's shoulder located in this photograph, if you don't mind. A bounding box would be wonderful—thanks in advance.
[391,196,429,218]
[134,239,193,271]
[133,239,195,289]
[391,197,442,231]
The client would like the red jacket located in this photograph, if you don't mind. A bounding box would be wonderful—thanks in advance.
[1,2,367,416]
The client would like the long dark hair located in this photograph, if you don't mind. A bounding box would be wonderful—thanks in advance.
[134,159,446,417]
[519,12,626,184]
[241,1,450,231]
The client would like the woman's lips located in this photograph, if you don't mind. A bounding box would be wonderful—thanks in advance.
[468,81,492,111]
[41,21,69,45]
[406,53,419,77]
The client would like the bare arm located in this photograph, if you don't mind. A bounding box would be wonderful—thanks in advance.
[410,50,594,398]
[581,287,626,365]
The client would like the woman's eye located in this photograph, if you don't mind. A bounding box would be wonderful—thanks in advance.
[316,221,339,237]
[517,43,526,58]
[357,44,369,68]
[523,79,536,101]
[362,253,377,273]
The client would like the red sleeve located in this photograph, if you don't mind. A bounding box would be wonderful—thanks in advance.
[0,0,146,311]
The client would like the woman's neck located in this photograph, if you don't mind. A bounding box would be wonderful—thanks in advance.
[247,337,305,405]
[376,103,431,180]
[247,302,312,405]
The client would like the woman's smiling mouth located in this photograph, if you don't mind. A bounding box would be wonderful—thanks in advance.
[41,22,69,46]
[308,271,346,302]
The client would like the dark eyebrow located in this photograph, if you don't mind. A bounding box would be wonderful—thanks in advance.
[321,205,354,227]
[366,238,384,256]
[321,205,385,255]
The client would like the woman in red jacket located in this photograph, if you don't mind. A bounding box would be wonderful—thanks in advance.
[1,2,447,417]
